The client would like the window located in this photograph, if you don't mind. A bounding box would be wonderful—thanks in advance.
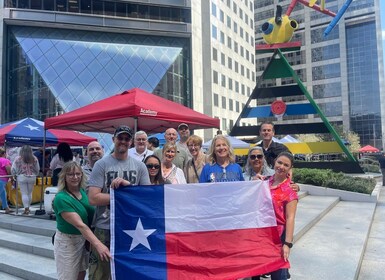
[227,36,232,49]
[228,57,232,69]
[212,25,218,39]
[221,74,226,87]
[235,81,239,93]
[228,78,233,90]
[213,47,218,61]
[220,31,225,44]
[227,16,231,28]
[214,93,219,106]
[212,2,217,17]
[213,70,218,84]
[220,9,224,22]
[236,101,240,112]
[222,97,227,109]
[221,53,226,65]
[233,22,238,33]
[229,99,234,111]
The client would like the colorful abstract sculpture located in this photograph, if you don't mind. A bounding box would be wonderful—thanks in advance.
[261,6,298,44]
[261,0,353,45]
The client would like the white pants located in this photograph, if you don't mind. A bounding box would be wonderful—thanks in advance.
[54,230,89,280]
[17,175,36,208]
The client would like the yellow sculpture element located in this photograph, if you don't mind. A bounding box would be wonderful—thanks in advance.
[309,0,325,10]
[261,15,298,44]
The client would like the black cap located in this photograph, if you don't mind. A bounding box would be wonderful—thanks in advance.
[114,125,133,138]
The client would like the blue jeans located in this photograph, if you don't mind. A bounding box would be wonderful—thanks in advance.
[0,180,9,209]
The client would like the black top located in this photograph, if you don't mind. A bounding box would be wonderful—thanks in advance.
[258,141,290,168]
[378,156,385,169]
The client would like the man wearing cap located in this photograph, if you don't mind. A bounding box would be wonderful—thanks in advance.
[128,130,153,162]
[154,127,189,170]
[177,123,191,149]
[88,125,150,280]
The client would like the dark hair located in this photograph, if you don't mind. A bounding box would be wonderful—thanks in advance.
[56,142,73,163]
[275,152,294,167]
[148,137,159,148]
[144,155,164,185]
[259,121,275,131]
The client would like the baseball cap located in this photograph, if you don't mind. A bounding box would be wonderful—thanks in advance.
[114,125,133,138]
[178,123,189,130]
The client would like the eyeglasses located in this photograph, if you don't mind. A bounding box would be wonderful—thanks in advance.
[188,144,200,148]
[146,164,160,169]
[250,154,264,160]
[66,173,82,178]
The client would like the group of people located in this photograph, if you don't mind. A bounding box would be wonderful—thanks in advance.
[7,120,299,280]
[0,146,40,215]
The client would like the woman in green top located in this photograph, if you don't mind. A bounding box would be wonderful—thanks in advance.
[53,161,110,280]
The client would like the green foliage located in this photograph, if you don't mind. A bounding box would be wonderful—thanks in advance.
[293,168,376,194]
[361,164,380,173]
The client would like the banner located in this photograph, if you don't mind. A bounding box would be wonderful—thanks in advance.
[111,180,288,280]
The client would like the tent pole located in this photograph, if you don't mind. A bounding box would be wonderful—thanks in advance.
[36,129,46,215]
[134,117,138,134]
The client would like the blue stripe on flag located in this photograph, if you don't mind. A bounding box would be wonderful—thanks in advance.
[112,185,167,280]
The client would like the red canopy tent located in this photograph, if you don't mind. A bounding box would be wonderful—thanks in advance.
[359,145,379,153]
[45,88,220,133]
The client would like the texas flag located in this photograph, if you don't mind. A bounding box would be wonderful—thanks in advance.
[110,180,289,280]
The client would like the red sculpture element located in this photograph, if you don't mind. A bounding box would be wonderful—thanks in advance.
[271,100,287,116]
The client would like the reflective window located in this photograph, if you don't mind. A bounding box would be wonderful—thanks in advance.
[5,26,191,123]
[313,82,341,99]
[347,21,381,147]
[312,44,340,62]
[312,63,340,81]
[4,0,191,23]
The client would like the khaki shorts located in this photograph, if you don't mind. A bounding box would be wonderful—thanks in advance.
[54,230,89,280]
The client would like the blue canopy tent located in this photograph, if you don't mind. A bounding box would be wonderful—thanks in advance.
[0,118,96,146]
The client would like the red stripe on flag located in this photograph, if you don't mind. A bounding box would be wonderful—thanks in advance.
[166,227,289,280]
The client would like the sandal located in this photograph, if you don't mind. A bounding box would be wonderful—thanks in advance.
[5,208,13,214]
[23,210,30,215]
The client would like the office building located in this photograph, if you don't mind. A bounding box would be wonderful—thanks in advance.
[254,0,385,148]
[0,0,256,145]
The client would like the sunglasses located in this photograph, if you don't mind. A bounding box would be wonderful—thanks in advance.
[146,164,160,169]
[250,154,264,160]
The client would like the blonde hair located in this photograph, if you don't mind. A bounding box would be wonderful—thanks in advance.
[19,145,35,164]
[57,161,87,191]
[162,142,177,155]
[186,135,203,147]
[207,135,235,164]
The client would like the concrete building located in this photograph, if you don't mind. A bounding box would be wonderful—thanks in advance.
[194,0,256,140]
[254,0,385,149]
[0,0,256,146]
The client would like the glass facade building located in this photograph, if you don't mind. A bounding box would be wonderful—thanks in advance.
[253,0,385,148]
[0,1,192,148]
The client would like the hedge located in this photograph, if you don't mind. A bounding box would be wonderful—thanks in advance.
[293,168,376,194]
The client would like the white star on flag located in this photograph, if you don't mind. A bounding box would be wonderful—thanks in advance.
[24,124,40,131]
[123,218,156,251]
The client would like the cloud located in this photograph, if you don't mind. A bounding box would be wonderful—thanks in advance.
[383,30,385,40]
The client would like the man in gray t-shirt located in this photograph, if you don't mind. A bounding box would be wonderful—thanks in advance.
[88,125,150,280]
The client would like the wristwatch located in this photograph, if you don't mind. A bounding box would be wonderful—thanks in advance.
[284,241,293,248]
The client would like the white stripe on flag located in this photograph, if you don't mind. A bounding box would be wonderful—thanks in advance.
[164,180,277,233]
